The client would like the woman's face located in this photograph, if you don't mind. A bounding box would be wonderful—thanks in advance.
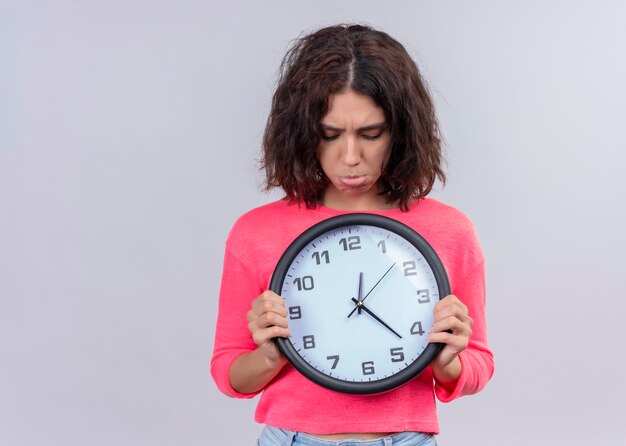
[317,90,392,210]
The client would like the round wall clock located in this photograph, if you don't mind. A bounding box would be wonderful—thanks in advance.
[271,213,450,394]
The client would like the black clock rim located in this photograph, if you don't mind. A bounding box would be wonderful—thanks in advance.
[271,213,451,395]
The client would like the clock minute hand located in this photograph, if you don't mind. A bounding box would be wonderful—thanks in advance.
[351,298,402,339]
[361,262,396,303]
[348,262,396,318]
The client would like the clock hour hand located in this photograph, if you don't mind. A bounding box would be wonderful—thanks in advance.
[357,271,364,314]
[348,262,396,318]
[351,298,403,339]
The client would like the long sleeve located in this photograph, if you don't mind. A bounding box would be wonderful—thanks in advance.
[209,205,308,399]
[210,247,264,399]
[434,234,494,402]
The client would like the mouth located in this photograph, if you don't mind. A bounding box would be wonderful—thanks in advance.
[339,176,368,188]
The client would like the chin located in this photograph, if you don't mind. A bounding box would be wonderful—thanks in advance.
[338,185,372,195]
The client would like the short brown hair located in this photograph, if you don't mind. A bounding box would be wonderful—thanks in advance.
[261,24,445,210]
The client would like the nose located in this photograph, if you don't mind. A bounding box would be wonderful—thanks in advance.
[342,135,361,167]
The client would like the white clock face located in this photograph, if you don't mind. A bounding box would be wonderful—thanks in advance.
[278,222,442,389]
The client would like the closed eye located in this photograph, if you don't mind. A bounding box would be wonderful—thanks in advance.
[361,131,384,140]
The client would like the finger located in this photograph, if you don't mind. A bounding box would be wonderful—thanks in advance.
[433,308,472,329]
[252,325,291,346]
[435,294,467,312]
[250,301,288,321]
[248,310,289,332]
[427,331,469,353]
[249,291,287,319]
[253,290,285,307]
[430,315,473,337]
[433,299,470,324]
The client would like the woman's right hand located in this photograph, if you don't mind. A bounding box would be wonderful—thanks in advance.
[229,291,290,394]
[246,290,290,367]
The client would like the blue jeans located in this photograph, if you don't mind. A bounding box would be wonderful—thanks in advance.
[257,425,437,446]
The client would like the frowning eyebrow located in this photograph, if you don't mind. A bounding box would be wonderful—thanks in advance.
[320,121,387,132]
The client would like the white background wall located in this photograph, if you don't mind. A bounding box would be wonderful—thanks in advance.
[2,1,625,444]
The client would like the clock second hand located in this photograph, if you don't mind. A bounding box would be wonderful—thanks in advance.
[350,298,403,339]
[347,262,396,318]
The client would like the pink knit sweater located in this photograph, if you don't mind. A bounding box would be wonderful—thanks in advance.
[210,198,494,434]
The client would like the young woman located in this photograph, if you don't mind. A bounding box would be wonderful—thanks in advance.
[211,24,494,445]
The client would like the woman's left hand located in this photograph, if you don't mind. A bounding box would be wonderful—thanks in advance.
[427,294,473,384]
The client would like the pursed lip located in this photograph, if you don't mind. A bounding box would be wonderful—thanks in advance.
[339,175,368,188]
